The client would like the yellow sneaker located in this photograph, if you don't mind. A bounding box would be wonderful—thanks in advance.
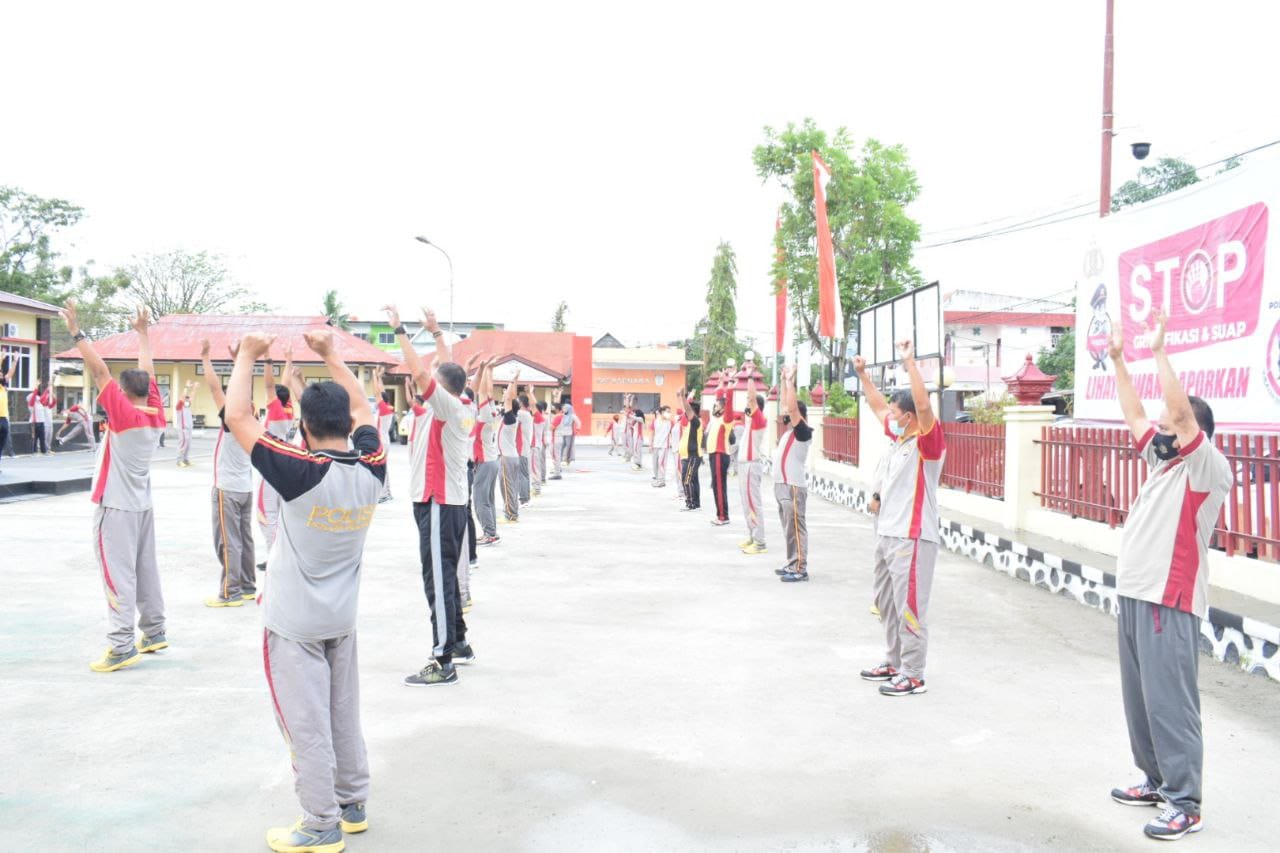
[136,633,168,653]
[738,538,754,549]
[339,803,367,833]
[205,595,244,608]
[869,604,881,617]
[241,592,258,601]
[741,542,768,555]
[266,821,344,853]
[90,647,142,672]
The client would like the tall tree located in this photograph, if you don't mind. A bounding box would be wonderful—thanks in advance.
[754,119,922,378]
[1111,157,1200,211]
[551,300,569,332]
[702,242,741,373]
[0,185,84,302]
[322,289,350,329]
[124,249,254,318]
[1036,329,1075,391]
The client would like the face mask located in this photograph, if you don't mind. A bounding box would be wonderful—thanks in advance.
[1151,432,1179,461]
[782,415,791,426]
[889,419,906,438]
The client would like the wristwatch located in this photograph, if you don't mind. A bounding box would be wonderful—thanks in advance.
[394,324,407,336]
[73,331,87,342]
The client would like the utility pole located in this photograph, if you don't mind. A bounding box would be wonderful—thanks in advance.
[1099,0,1116,218]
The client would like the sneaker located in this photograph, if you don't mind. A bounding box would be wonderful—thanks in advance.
[205,595,244,608]
[774,566,793,576]
[742,542,767,555]
[869,604,881,617]
[1111,780,1164,807]
[879,673,927,696]
[404,660,458,687]
[136,633,169,654]
[452,642,476,664]
[859,662,897,681]
[241,591,257,600]
[479,535,500,546]
[680,506,698,512]
[257,561,267,570]
[710,518,730,526]
[462,598,473,615]
[549,475,563,480]
[265,821,344,853]
[377,494,392,504]
[1144,806,1202,841]
[339,803,367,834]
[90,648,142,672]
[779,571,809,582]
[739,538,754,549]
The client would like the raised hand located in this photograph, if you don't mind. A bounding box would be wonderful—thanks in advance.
[1148,311,1168,353]
[201,338,211,358]
[304,329,335,357]
[58,299,81,335]
[896,339,914,362]
[852,355,867,374]
[422,307,440,334]
[228,339,241,359]
[239,333,276,360]
[382,304,401,331]
[130,305,151,334]
[1107,318,1124,361]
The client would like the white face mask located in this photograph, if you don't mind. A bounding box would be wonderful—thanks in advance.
[889,419,906,438]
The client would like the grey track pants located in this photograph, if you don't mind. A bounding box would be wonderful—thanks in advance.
[264,629,369,831]
[518,456,531,502]
[872,535,937,680]
[1117,595,1203,816]
[740,461,765,545]
[93,506,165,655]
[499,456,520,520]
[652,447,668,484]
[212,487,256,598]
[474,460,498,536]
[774,483,806,571]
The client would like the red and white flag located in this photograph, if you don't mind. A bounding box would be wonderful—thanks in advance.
[774,213,787,354]
[812,151,842,340]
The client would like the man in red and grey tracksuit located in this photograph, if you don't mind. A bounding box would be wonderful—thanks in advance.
[738,374,769,554]
[471,362,501,545]
[257,357,296,551]
[854,341,946,698]
[27,381,52,454]
[56,400,96,451]
[60,302,169,673]
[201,339,257,607]
[773,365,813,581]
[389,306,476,686]
[1104,313,1233,842]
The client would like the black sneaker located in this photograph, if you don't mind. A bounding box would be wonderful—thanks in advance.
[779,571,809,582]
[404,661,458,686]
[1111,780,1163,807]
[257,561,267,570]
[452,642,476,664]
[1144,806,1203,840]
[774,566,794,576]
[859,662,897,681]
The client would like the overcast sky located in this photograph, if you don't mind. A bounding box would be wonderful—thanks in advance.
[4,1,1277,348]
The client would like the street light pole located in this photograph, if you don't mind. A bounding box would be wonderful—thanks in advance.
[414,236,455,333]
[1099,0,1116,218]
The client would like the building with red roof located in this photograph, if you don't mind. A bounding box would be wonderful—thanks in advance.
[56,313,397,425]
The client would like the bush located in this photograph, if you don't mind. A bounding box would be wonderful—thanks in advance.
[967,394,1016,425]
[824,383,858,417]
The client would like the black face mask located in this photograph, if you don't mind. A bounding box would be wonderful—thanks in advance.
[782,415,791,426]
[1151,432,1179,461]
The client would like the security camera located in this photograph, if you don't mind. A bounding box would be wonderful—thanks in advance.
[1131,141,1151,160]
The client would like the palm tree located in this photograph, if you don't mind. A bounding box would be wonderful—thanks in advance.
[322,289,350,330]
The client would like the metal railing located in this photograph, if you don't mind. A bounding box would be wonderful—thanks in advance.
[940,422,1005,499]
[821,416,859,466]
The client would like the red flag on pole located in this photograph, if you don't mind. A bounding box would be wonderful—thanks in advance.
[812,151,842,340]
[774,213,787,354]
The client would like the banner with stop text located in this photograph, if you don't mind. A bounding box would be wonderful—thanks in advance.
[1075,152,1280,430]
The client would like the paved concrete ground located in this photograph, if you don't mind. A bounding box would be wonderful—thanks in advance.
[1,444,1276,852]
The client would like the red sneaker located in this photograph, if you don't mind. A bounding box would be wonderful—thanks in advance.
[859,663,898,682]
[878,674,927,696]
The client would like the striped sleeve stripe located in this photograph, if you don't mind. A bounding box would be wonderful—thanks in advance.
[258,434,327,464]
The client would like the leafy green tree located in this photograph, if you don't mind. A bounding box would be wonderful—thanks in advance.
[0,185,85,302]
[824,382,858,417]
[701,242,743,373]
[322,289,350,330]
[1111,157,1199,211]
[551,300,569,332]
[124,249,254,318]
[754,119,922,378]
[1036,329,1075,391]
